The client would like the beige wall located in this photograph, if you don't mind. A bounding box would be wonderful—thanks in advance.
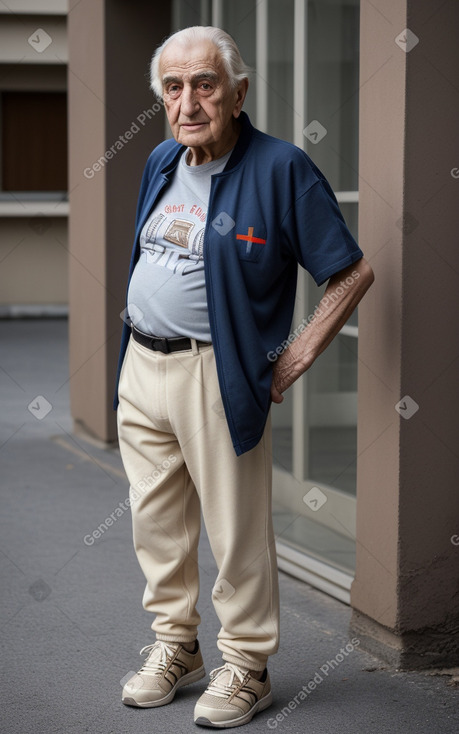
[0,14,67,64]
[0,218,67,306]
[0,11,68,311]
[351,0,459,668]
[67,0,171,441]
[0,0,67,13]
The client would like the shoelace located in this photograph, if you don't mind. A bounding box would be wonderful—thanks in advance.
[206,663,248,699]
[138,640,178,675]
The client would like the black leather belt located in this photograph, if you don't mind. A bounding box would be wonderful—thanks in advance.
[131,325,211,354]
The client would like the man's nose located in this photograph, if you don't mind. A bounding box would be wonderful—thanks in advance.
[180,85,200,116]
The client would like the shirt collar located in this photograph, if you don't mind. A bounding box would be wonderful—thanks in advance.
[160,111,254,178]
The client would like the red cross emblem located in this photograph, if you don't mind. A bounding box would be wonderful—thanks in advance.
[236,227,266,255]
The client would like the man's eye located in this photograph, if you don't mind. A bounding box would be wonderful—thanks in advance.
[200,83,212,91]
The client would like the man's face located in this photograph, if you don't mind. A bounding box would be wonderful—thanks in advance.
[159,39,246,156]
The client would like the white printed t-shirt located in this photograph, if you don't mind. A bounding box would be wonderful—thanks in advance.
[127,146,232,341]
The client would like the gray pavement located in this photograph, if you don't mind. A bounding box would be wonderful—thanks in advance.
[0,318,458,734]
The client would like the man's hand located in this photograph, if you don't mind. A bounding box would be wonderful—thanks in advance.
[271,257,374,403]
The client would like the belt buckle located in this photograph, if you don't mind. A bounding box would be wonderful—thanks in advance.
[155,337,170,354]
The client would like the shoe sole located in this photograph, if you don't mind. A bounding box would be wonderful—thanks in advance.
[122,664,206,708]
[194,690,273,728]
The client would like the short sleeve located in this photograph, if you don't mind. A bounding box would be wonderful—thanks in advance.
[281,178,364,286]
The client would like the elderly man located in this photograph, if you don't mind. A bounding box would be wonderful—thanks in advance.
[114,25,374,729]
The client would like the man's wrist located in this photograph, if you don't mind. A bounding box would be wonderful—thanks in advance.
[282,341,314,374]
[273,347,311,394]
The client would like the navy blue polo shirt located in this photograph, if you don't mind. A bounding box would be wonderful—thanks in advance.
[114,112,363,456]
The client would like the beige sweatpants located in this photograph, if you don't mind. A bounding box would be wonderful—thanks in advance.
[116,334,280,671]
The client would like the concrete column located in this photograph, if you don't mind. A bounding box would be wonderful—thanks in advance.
[351,0,459,668]
[67,0,171,441]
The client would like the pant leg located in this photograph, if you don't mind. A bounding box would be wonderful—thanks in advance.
[164,346,280,672]
[117,336,201,643]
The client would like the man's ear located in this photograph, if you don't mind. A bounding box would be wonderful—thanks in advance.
[233,78,249,118]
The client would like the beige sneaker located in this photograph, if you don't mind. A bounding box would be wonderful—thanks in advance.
[122,639,205,707]
[194,663,272,728]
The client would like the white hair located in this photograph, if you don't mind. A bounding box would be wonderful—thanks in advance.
[150,26,251,99]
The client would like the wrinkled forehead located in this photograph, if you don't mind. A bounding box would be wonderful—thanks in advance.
[159,38,227,82]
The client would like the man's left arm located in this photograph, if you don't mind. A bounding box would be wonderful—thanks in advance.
[271,257,375,403]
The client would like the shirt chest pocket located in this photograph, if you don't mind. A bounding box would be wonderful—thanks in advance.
[234,224,268,263]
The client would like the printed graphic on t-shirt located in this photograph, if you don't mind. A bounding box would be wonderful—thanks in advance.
[141,203,206,273]
[191,228,205,258]
[163,218,194,248]
[144,213,165,244]
[127,148,232,341]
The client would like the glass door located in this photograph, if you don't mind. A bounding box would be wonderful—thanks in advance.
[268,0,361,602]
[171,0,361,602]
